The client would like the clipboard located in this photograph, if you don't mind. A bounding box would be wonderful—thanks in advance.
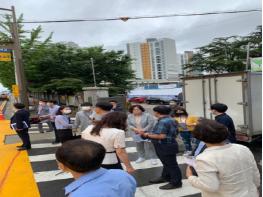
[11,121,29,130]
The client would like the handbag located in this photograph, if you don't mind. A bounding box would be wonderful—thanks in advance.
[29,116,41,124]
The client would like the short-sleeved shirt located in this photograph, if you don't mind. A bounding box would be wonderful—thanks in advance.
[65,168,136,197]
[152,116,178,144]
[82,125,126,164]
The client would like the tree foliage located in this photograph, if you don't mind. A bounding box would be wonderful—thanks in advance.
[184,26,262,74]
[0,15,134,95]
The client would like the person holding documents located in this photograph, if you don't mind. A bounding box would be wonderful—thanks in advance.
[11,103,31,151]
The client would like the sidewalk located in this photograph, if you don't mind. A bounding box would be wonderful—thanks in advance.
[0,120,40,197]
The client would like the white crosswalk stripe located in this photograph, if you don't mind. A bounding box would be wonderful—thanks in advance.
[135,180,200,197]
[28,127,201,197]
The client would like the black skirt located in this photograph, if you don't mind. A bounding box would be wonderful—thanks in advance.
[57,129,74,143]
[101,152,123,170]
[101,162,123,170]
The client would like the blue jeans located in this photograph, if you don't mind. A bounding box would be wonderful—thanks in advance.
[180,131,192,151]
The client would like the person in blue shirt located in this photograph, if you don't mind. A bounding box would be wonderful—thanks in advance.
[210,103,236,143]
[140,105,182,190]
[55,106,73,143]
[56,139,136,197]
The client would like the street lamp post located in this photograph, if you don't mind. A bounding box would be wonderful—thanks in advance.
[90,58,97,87]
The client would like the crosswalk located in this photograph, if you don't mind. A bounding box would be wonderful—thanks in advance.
[27,125,201,197]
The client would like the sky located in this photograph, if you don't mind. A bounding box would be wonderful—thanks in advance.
[0,0,261,54]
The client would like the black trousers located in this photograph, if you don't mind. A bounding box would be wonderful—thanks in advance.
[51,122,60,142]
[57,129,73,143]
[16,129,31,148]
[153,142,182,186]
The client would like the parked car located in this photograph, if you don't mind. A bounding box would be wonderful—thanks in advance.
[128,97,146,103]
[146,96,178,105]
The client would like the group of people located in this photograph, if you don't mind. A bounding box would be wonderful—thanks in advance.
[10,99,260,197]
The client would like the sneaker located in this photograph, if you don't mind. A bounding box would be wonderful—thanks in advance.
[159,183,182,190]
[135,157,145,163]
[151,159,158,165]
[149,177,168,184]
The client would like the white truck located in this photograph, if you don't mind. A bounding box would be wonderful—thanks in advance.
[182,71,262,142]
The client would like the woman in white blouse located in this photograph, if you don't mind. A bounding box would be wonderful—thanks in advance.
[82,112,135,174]
[186,119,260,197]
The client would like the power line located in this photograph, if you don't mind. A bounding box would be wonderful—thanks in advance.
[20,9,261,24]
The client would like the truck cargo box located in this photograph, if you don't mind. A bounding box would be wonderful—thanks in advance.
[182,72,262,142]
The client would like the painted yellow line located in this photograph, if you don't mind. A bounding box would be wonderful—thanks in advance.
[0,120,40,197]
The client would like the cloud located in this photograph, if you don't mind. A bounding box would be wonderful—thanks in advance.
[1,0,262,53]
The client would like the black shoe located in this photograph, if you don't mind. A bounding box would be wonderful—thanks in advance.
[39,131,44,133]
[52,141,60,144]
[149,177,168,184]
[16,146,31,151]
[159,183,182,190]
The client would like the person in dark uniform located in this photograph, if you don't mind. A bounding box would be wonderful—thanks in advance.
[210,103,236,143]
[11,103,31,151]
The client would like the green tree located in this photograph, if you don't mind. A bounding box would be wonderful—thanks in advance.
[0,15,134,95]
[0,14,52,89]
[184,26,262,74]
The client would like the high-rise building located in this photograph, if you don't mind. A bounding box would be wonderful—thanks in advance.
[181,51,202,76]
[127,38,180,80]
[140,43,152,79]
[126,43,143,79]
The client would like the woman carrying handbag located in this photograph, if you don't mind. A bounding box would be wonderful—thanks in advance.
[55,106,78,143]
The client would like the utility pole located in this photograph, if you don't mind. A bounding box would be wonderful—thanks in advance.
[0,6,28,108]
[245,43,250,71]
[90,58,97,87]
[11,6,28,108]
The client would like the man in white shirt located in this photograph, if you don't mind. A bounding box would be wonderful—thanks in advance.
[47,100,60,143]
